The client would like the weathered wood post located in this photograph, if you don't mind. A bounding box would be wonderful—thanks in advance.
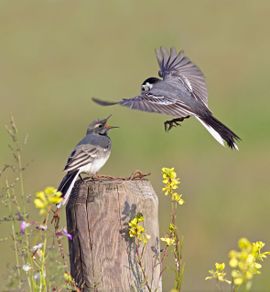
[66,177,162,292]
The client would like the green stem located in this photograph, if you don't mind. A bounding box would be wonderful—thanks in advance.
[17,153,35,291]
[135,240,152,292]
[170,200,183,291]
[171,201,176,225]
[6,180,21,283]
[26,229,36,291]
[17,152,26,216]
[15,131,36,290]
[40,215,49,292]
[173,232,183,290]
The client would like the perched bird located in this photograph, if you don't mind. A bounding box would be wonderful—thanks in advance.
[57,115,116,208]
[92,47,240,149]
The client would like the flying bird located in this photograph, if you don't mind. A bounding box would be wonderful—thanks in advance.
[92,47,240,149]
[57,115,116,208]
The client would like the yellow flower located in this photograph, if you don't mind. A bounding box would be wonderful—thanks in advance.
[162,167,184,205]
[34,186,62,215]
[233,277,243,286]
[160,237,175,246]
[169,223,176,232]
[161,223,178,248]
[171,192,184,205]
[64,272,73,283]
[128,213,150,244]
[215,262,225,271]
[229,257,238,268]
[228,238,270,288]
[64,272,77,288]
[129,224,145,238]
[207,238,270,289]
[205,262,231,284]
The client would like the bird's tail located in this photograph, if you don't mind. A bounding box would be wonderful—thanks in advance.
[195,114,240,150]
[57,170,80,208]
[92,97,119,106]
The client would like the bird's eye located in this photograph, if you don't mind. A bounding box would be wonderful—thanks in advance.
[95,123,103,128]
[142,84,148,92]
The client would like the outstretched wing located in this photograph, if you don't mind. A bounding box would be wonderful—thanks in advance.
[118,93,192,118]
[155,47,208,106]
[64,145,98,172]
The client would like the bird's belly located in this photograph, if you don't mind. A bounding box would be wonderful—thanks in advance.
[81,152,110,175]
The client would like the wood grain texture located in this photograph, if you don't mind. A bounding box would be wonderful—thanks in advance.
[66,178,162,292]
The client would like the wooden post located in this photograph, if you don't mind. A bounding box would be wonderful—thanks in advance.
[66,178,162,292]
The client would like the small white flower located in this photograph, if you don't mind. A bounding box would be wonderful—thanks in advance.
[22,264,31,272]
[32,243,43,252]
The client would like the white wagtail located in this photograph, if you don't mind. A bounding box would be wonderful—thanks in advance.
[92,47,240,149]
[57,115,117,208]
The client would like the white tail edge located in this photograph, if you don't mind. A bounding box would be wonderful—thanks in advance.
[195,116,225,147]
[57,172,80,208]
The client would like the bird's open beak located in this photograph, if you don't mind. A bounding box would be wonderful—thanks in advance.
[105,124,119,130]
[103,114,119,130]
[104,114,112,121]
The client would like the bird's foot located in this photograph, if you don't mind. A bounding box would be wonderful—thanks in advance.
[128,170,151,180]
[164,117,186,131]
[51,208,60,230]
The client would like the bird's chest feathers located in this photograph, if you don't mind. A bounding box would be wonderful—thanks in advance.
[81,149,110,174]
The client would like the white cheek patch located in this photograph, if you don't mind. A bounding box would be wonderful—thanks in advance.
[146,82,153,89]
[142,82,153,91]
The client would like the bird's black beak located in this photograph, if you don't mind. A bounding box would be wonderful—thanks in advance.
[104,114,112,122]
[103,114,119,130]
[106,125,119,130]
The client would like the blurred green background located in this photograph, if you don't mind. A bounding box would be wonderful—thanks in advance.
[0,0,270,291]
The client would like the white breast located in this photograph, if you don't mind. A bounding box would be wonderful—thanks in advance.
[80,150,111,175]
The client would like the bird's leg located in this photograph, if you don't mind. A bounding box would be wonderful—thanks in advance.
[90,173,98,179]
[86,174,102,180]
[164,117,186,132]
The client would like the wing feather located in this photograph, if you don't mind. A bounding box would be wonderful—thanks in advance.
[119,94,191,118]
[155,47,208,106]
[64,146,98,172]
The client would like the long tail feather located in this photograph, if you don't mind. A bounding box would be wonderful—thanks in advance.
[57,170,80,208]
[92,97,119,106]
[195,115,240,150]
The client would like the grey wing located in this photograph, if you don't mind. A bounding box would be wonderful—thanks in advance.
[155,47,208,106]
[64,145,98,172]
[119,93,192,118]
